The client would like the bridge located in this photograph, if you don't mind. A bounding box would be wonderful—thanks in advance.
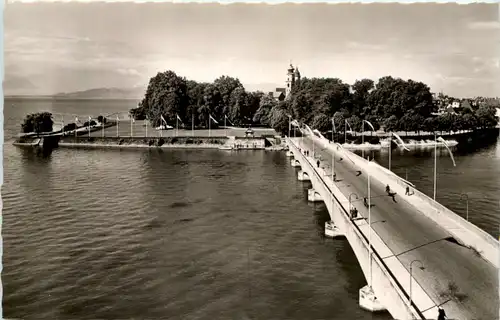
[285,130,499,320]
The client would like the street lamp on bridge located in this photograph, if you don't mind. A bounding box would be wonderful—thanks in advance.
[409,259,425,310]
[460,193,469,221]
[362,120,375,159]
[287,114,291,138]
[433,134,457,200]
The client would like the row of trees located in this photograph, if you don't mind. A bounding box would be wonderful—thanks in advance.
[131,70,499,135]
[21,114,107,135]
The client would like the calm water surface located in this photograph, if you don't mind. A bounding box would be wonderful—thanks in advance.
[2,98,499,319]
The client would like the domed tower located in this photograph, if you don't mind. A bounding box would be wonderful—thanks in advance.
[285,64,295,98]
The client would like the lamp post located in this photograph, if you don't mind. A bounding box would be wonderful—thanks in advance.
[388,133,392,171]
[409,259,425,309]
[433,135,457,201]
[349,192,359,212]
[362,120,374,159]
[287,114,291,138]
[460,193,469,221]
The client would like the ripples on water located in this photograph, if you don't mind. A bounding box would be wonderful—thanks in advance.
[3,145,393,320]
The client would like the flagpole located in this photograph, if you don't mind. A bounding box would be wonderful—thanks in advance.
[362,121,365,159]
[209,115,211,137]
[368,156,372,288]
[332,118,335,182]
[176,115,178,137]
[344,120,347,145]
[433,133,437,201]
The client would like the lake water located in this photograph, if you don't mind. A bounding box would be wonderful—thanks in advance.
[2,98,499,319]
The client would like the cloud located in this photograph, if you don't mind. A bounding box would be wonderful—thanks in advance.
[467,21,500,30]
[117,68,141,76]
[346,41,385,51]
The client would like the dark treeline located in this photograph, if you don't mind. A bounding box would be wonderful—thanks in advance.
[130,70,499,135]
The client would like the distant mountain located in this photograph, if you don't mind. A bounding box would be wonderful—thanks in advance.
[3,75,41,96]
[54,87,146,99]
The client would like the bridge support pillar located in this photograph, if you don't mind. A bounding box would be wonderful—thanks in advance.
[297,170,309,181]
[359,285,386,312]
[285,150,293,157]
[291,159,301,167]
[325,221,344,238]
[308,188,323,202]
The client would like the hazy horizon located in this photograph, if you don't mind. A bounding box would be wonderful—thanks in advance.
[4,2,499,98]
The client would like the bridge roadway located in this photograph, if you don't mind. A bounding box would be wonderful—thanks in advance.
[293,136,498,320]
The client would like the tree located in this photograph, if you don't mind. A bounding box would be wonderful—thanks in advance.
[290,92,312,122]
[351,78,374,117]
[383,115,398,132]
[270,102,289,134]
[347,115,362,132]
[228,87,248,125]
[410,114,425,133]
[129,106,147,120]
[332,111,346,132]
[97,115,107,124]
[397,113,415,133]
[83,120,97,127]
[21,112,53,135]
[475,105,498,129]
[253,94,276,126]
[214,75,244,114]
[460,113,477,131]
[423,117,436,133]
[312,113,331,132]
[139,70,189,127]
[63,123,77,132]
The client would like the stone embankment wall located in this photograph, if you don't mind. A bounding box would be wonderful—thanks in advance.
[57,136,271,150]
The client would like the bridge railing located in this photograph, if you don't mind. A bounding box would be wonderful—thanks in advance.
[310,133,499,267]
[287,137,426,320]
[364,150,499,267]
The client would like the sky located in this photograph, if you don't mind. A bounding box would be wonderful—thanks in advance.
[3,2,499,97]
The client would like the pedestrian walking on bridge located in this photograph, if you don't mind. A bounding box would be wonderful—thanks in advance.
[437,307,447,320]
[317,160,320,168]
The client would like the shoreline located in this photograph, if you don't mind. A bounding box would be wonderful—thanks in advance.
[57,142,229,149]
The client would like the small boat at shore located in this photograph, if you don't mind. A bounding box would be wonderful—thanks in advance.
[13,138,41,147]
[325,221,343,238]
[219,145,234,150]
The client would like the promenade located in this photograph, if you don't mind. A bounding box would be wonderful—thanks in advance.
[88,121,277,138]
[291,135,498,320]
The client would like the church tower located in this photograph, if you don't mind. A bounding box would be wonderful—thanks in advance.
[285,64,295,99]
[294,66,301,83]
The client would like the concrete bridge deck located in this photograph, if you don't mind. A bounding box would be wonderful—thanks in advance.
[287,136,498,320]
